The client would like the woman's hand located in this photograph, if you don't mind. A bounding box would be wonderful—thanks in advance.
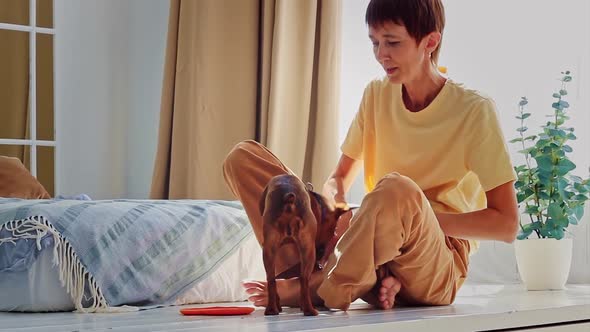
[322,177,345,206]
[322,154,362,206]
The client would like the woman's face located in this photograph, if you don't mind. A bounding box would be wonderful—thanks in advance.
[368,21,433,84]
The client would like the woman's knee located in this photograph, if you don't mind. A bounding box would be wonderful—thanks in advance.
[366,172,421,204]
[222,140,261,174]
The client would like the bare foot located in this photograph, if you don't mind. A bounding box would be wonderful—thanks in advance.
[242,278,301,307]
[361,274,402,310]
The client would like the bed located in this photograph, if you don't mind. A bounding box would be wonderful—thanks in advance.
[0,156,264,313]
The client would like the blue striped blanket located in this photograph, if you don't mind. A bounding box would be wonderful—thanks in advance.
[0,198,252,312]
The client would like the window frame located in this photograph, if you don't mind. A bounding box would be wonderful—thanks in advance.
[0,0,56,193]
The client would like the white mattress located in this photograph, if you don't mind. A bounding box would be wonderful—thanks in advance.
[0,233,265,312]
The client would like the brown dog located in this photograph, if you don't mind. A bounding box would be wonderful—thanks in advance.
[259,174,349,316]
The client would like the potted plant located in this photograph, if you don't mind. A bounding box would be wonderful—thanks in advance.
[511,70,590,290]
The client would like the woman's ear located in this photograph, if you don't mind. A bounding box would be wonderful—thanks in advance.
[424,31,442,55]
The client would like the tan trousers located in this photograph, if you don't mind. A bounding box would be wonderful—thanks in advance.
[223,140,470,310]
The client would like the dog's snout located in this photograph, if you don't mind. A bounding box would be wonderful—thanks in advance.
[283,192,296,215]
[284,204,295,214]
[286,224,292,236]
[283,192,296,204]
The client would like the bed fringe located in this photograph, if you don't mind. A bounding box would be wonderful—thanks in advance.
[0,216,132,313]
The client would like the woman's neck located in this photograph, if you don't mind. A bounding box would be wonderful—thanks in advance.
[402,65,446,112]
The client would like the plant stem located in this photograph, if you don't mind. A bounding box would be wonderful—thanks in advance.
[519,102,543,234]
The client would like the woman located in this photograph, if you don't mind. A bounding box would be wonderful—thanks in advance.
[223,0,518,311]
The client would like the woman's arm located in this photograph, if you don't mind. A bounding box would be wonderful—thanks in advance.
[322,154,363,206]
[436,181,519,243]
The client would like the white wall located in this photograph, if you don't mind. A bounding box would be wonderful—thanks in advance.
[340,0,590,283]
[55,0,168,199]
[127,1,169,198]
[340,0,384,204]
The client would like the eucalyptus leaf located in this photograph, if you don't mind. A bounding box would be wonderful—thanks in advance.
[522,223,539,232]
[573,205,584,220]
[535,155,554,171]
[555,150,565,158]
[555,217,569,227]
[548,129,566,138]
[557,159,576,172]
[556,166,570,176]
[550,191,562,200]
[553,228,565,240]
[517,229,533,240]
[548,203,563,219]
[557,178,569,197]
[574,182,589,193]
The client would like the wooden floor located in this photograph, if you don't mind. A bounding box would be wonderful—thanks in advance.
[1,284,589,331]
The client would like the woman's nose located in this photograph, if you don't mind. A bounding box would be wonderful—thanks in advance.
[375,44,388,61]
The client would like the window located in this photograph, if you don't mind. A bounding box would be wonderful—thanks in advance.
[0,0,55,195]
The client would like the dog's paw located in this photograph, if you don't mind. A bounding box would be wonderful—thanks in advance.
[264,306,281,316]
[303,308,319,316]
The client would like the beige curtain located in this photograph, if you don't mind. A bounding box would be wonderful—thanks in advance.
[151,0,342,200]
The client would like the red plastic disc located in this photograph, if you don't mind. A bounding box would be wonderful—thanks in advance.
[180,306,255,316]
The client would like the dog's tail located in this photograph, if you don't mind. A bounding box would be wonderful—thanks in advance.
[283,192,296,214]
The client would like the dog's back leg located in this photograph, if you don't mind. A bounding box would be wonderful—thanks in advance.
[297,221,319,316]
[263,231,282,315]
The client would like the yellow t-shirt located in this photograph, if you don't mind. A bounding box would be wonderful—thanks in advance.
[342,78,517,252]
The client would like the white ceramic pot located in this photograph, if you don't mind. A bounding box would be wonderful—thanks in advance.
[514,238,573,290]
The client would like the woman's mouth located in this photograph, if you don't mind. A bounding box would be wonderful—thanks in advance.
[386,67,398,75]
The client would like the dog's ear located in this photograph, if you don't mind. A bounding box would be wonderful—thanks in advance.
[259,185,269,216]
[308,191,323,224]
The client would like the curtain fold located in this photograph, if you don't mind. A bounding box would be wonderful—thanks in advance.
[149,0,180,199]
[151,0,341,199]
